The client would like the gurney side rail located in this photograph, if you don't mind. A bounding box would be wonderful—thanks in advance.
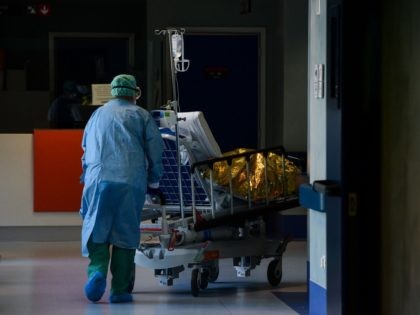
[190,145,297,225]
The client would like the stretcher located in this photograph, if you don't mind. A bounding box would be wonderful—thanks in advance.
[134,111,301,297]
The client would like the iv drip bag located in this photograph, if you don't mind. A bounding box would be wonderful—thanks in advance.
[171,34,183,59]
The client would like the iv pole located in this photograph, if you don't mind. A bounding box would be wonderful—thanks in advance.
[155,28,190,224]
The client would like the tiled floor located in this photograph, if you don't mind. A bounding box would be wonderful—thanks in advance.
[0,241,307,315]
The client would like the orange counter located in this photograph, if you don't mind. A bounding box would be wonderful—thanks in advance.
[33,129,84,212]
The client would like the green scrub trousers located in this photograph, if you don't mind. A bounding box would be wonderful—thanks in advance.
[87,238,135,295]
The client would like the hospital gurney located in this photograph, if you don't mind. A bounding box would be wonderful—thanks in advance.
[135,112,301,297]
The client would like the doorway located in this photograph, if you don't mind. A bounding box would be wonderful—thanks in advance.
[175,28,265,152]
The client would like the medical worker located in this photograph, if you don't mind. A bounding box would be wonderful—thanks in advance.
[47,80,81,128]
[79,74,163,303]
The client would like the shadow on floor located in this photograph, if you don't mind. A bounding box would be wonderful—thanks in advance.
[272,291,308,315]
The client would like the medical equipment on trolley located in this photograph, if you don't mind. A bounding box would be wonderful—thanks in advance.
[151,109,178,130]
[171,31,190,73]
[155,28,190,74]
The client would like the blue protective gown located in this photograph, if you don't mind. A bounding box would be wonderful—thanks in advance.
[80,98,163,257]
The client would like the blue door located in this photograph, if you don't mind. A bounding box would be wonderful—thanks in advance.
[177,34,259,152]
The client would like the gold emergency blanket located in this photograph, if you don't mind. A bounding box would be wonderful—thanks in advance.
[206,148,300,201]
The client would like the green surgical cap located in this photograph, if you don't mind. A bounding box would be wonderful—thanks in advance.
[110,74,137,97]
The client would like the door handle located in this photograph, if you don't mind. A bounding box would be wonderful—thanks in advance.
[299,180,340,212]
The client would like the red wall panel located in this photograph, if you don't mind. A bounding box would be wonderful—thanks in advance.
[33,129,84,212]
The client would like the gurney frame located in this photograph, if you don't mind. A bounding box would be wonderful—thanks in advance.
[135,140,300,297]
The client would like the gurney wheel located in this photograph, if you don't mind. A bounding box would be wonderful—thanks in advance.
[191,268,209,296]
[204,260,219,282]
[191,268,200,297]
[267,259,282,286]
[199,270,209,289]
[208,267,219,283]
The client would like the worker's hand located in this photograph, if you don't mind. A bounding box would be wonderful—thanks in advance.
[146,187,166,205]
[79,173,85,184]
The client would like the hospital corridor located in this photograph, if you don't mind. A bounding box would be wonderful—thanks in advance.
[1,0,420,315]
[0,240,307,315]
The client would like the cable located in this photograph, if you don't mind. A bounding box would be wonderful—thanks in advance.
[175,75,181,112]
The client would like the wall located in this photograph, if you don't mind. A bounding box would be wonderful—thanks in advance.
[307,0,327,313]
[382,0,420,313]
[0,92,50,132]
[282,0,308,152]
[0,134,80,226]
